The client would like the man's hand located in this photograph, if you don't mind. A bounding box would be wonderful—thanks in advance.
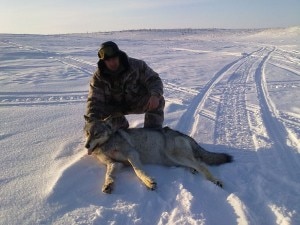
[146,95,160,111]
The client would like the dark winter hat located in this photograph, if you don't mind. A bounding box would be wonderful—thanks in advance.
[98,41,120,60]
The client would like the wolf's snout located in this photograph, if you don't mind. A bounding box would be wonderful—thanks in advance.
[85,143,94,155]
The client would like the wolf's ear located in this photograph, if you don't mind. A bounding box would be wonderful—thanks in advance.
[105,119,113,130]
[102,115,113,128]
[103,115,112,122]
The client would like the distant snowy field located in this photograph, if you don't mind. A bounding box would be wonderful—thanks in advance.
[0,28,300,225]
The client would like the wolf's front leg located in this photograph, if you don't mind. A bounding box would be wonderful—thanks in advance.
[102,162,123,194]
[127,151,157,190]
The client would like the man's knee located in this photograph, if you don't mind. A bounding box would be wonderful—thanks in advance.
[156,95,165,111]
[144,96,165,128]
[160,96,165,110]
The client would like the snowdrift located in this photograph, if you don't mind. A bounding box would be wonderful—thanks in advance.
[0,28,299,225]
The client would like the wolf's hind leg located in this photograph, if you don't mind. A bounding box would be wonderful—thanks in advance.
[127,151,157,190]
[170,153,223,187]
[102,162,123,194]
[193,163,223,188]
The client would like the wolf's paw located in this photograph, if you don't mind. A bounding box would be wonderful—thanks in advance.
[102,182,114,194]
[145,177,157,190]
[214,180,223,188]
[149,181,157,190]
[190,168,198,174]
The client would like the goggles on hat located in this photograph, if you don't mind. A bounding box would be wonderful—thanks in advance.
[99,46,119,60]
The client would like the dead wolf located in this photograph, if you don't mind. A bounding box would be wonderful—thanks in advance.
[84,116,232,194]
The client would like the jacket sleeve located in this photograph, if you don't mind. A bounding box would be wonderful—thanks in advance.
[86,72,125,119]
[139,60,163,96]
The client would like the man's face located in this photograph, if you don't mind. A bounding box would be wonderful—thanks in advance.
[104,56,120,71]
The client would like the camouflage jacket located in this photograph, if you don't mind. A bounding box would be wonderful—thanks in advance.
[86,51,163,119]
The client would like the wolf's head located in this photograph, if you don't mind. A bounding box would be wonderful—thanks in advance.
[84,115,114,155]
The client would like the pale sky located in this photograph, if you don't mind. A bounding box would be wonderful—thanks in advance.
[1,0,300,34]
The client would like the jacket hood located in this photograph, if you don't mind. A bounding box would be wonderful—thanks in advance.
[97,50,130,73]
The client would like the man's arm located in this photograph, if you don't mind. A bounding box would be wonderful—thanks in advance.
[139,60,163,97]
[138,60,164,111]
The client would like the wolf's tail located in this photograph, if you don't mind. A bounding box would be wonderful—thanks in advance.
[192,141,233,165]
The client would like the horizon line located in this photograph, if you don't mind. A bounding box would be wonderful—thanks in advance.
[0,25,299,36]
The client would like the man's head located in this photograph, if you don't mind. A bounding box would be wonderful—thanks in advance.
[98,41,120,71]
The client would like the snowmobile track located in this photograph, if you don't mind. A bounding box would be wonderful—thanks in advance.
[0,40,197,107]
[254,47,300,179]
[175,47,266,137]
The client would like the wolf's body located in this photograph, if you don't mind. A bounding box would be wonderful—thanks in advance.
[84,118,232,194]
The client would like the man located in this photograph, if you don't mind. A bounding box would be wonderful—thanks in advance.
[86,41,165,129]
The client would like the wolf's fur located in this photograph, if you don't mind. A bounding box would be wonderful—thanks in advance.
[84,116,232,194]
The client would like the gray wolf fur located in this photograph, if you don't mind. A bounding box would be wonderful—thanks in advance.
[84,116,233,194]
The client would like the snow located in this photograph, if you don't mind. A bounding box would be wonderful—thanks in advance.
[0,28,300,225]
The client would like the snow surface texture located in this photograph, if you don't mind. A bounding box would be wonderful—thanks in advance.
[0,28,300,225]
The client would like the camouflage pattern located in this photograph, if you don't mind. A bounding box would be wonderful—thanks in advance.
[86,51,164,128]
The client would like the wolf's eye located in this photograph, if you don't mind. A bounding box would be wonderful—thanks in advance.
[94,132,101,137]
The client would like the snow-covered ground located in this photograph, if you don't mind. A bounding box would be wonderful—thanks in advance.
[1,27,300,225]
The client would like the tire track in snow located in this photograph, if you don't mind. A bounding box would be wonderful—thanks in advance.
[268,62,300,77]
[254,47,300,176]
[250,47,300,224]
[202,47,300,224]
[175,47,268,225]
[53,56,95,75]
[213,48,268,149]
[275,48,300,65]
[0,91,88,107]
[52,57,200,105]
[1,40,96,75]
[52,56,198,104]
[0,40,197,107]
[279,112,300,130]
[0,86,196,108]
[210,47,300,224]
[262,48,300,152]
[205,46,300,225]
[210,47,286,224]
[175,47,265,137]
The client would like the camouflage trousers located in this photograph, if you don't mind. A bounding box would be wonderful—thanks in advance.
[112,95,165,129]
